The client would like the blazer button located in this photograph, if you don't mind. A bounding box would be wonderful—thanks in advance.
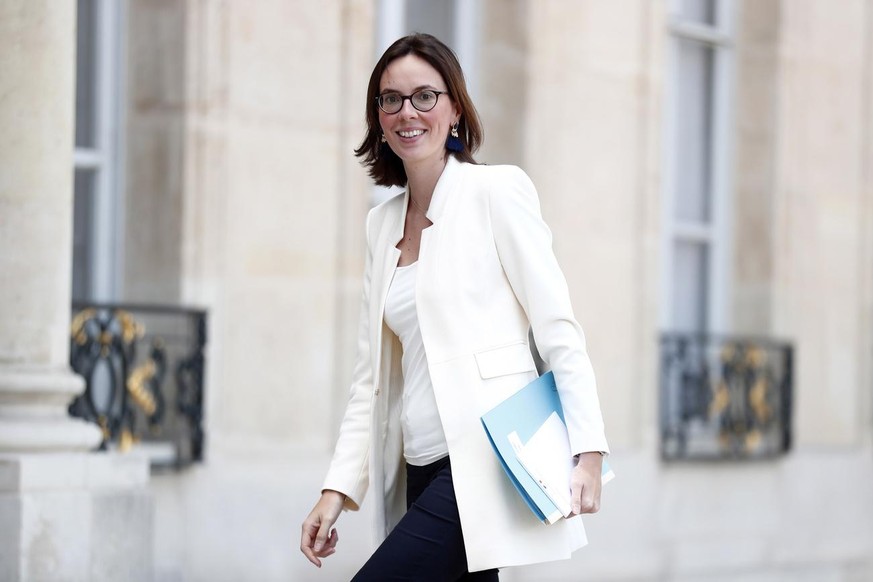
[374,388,380,396]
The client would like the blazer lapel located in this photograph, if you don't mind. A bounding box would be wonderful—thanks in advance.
[369,194,405,382]
[424,155,462,224]
[419,156,464,287]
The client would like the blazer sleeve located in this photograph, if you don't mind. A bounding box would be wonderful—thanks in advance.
[488,166,610,457]
[321,209,376,511]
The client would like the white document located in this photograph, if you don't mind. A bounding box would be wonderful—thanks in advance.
[508,428,564,524]
[515,411,576,518]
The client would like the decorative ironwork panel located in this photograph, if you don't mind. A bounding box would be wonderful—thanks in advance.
[660,333,792,461]
[70,302,206,468]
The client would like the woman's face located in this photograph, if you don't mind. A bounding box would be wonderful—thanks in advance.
[378,54,460,172]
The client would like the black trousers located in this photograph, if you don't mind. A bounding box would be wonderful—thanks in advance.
[351,456,500,582]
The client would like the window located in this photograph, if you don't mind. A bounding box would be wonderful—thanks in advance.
[661,0,735,333]
[376,0,479,82]
[72,0,125,301]
[657,1,790,463]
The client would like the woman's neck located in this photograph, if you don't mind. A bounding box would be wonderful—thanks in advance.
[405,155,450,211]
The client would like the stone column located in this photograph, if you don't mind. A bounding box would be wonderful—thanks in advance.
[0,0,101,452]
[0,2,152,581]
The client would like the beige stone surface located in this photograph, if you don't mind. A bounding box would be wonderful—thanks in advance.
[524,0,665,449]
[0,0,78,367]
[860,0,873,444]
[772,0,871,446]
[0,453,152,582]
[477,0,529,167]
[0,0,101,453]
[329,0,380,435]
[151,452,373,582]
[123,0,187,303]
[159,0,376,454]
[732,0,780,335]
[0,2,155,579]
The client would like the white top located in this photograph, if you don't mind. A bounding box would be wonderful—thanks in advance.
[383,262,449,466]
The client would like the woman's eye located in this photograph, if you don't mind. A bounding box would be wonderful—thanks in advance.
[383,94,401,104]
[418,92,434,101]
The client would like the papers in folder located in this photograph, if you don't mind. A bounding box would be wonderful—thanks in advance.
[480,371,614,524]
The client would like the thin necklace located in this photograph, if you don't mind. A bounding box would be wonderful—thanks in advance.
[409,191,429,215]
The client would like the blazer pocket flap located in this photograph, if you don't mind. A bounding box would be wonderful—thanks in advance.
[474,342,536,379]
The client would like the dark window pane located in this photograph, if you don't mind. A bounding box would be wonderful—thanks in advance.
[75,0,98,148]
[405,0,456,48]
[672,241,709,332]
[674,39,714,223]
[680,0,717,26]
[72,169,96,301]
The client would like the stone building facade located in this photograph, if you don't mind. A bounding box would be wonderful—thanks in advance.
[1,1,871,581]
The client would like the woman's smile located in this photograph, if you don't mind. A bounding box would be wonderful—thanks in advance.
[398,129,426,139]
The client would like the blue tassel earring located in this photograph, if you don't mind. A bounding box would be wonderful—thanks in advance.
[446,122,463,152]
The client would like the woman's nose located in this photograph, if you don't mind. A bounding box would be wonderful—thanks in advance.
[399,98,418,118]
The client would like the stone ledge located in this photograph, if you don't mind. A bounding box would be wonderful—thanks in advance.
[0,453,150,493]
[0,418,102,453]
[0,365,84,397]
[0,364,102,452]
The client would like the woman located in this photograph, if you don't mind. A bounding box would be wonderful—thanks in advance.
[300,33,609,581]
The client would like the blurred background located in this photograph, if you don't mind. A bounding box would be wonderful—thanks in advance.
[1,0,872,580]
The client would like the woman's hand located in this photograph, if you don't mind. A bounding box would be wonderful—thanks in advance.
[568,452,603,516]
[300,490,346,567]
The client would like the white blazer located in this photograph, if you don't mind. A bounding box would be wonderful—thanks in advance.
[323,156,609,571]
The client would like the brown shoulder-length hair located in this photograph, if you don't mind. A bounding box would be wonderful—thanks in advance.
[354,33,483,187]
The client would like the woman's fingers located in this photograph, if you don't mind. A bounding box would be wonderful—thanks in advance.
[318,528,339,557]
[325,528,339,551]
[571,484,600,514]
[300,521,323,567]
[301,492,346,567]
[313,524,337,553]
[569,453,603,515]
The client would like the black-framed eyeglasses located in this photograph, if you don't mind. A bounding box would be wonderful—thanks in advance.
[376,89,448,114]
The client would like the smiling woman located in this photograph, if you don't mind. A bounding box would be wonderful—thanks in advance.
[354,34,482,188]
[300,33,609,582]
[378,55,459,179]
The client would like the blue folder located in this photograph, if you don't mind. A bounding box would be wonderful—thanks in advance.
[480,371,613,524]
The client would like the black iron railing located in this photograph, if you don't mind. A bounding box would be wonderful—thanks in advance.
[660,333,793,461]
[69,302,206,468]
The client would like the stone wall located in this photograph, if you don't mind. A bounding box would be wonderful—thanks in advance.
[131,1,377,579]
[524,0,666,451]
[771,0,873,448]
[0,1,152,579]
